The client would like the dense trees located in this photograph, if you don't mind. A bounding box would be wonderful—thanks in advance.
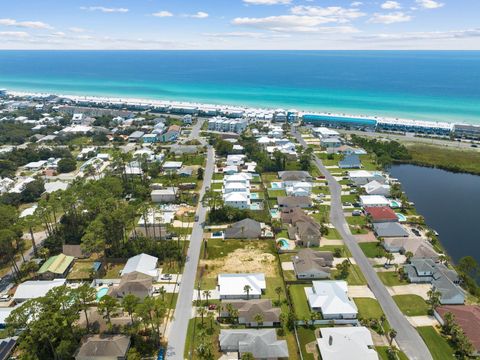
[0,121,33,145]
[57,157,77,173]
[350,135,412,168]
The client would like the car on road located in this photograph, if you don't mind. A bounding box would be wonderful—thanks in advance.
[411,229,421,237]
[194,215,199,222]
[343,202,352,207]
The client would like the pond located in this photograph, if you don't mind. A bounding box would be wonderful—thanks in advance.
[389,164,480,266]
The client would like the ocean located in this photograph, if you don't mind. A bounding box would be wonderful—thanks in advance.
[0,50,480,124]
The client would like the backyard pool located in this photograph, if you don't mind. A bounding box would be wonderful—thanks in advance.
[250,203,262,210]
[250,193,259,200]
[96,287,109,301]
[276,238,294,251]
[396,213,407,222]
[270,182,283,189]
[270,209,280,219]
[390,200,401,208]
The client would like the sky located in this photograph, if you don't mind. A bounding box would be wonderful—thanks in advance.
[0,0,479,49]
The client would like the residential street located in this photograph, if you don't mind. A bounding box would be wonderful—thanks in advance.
[166,145,215,360]
[292,127,433,360]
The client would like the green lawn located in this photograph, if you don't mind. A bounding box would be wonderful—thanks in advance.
[354,298,384,320]
[417,326,455,360]
[377,272,408,287]
[376,346,409,360]
[333,264,367,285]
[205,238,274,260]
[267,189,287,199]
[211,182,222,190]
[296,326,318,360]
[103,263,125,278]
[341,194,358,204]
[346,215,367,226]
[184,317,221,360]
[393,295,430,316]
[212,173,223,180]
[314,244,351,257]
[324,228,341,240]
[359,242,385,258]
[289,284,311,320]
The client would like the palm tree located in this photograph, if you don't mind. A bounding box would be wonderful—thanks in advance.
[121,294,140,324]
[202,290,211,306]
[427,289,441,313]
[253,313,264,329]
[385,252,394,265]
[243,285,252,300]
[388,328,397,346]
[404,251,414,263]
[158,286,167,302]
[207,312,215,332]
[198,307,207,326]
[274,286,283,304]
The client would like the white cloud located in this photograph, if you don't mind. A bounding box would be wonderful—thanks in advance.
[80,6,129,13]
[369,12,412,24]
[0,18,53,29]
[381,1,402,10]
[356,28,480,41]
[243,0,291,4]
[233,6,365,32]
[415,0,444,9]
[152,11,173,18]
[351,2,363,6]
[184,11,209,19]
[0,31,30,38]
[204,31,291,39]
[69,27,87,33]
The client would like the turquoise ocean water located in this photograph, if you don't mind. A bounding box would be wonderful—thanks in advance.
[0,51,479,124]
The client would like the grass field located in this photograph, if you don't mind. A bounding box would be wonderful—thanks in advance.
[296,326,318,360]
[359,242,385,258]
[267,189,287,198]
[324,228,341,240]
[406,144,480,175]
[393,295,430,316]
[289,284,311,320]
[103,263,125,278]
[376,346,409,360]
[354,298,385,319]
[417,326,455,360]
[377,271,407,286]
[184,317,221,360]
[333,264,367,285]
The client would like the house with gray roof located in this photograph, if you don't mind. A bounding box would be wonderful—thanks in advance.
[220,299,281,327]
[277,196,312,209]
[373,222,409,238]
[108,271,153,300]
[278,171,312,183]
[224,218,262,239]
[219,329,289,359]
[381,237,439,261]
[404,259,465,305]
[292,249,333,279]
[128,130,145,142]
[338,154,361,169]
[75,334,130,360]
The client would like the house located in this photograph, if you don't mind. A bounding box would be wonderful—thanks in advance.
[160,125,181,142]
[13,279,67,303]
[312,127,340,138]
[226,154,246,166]
[364,206,398,223]
[277,196,312,209]
[218,273,266,300]
[292,249,333,279]
[0,337,17,360]
[37,254,75,279]
[306,280,357,319]
[373,222,409,237]
[121,253,158,278]
[151,187,177,203]
[224,218,262,239]
[223,181,249,194]
[219,329,288,359]
[223,192,251,210]
[224,173,252,185]
[363,180,391,196]
[359,195,390,208]
[75,334,130,360]
[349,170,386,186]
[24,160,47,171]
[435,305,480,356]
[338,154,361,169]
[177,166,194,177]
[108,271,153,300]
[223,165,238,175]
[278,171,312,183]
[142,133,159,143]
[285,181,313,197]
[128,130,145,142]
[321,137,342,148]
[44,181,69,194]
[404,259,465,304]
[162,161,183,172]
[381,237,439,261]
[183,115,193,124]
[316,327,379,360]
[282,208,322,247]
[220,299,281,327]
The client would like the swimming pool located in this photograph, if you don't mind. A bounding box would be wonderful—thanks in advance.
[270,209,280,218]
[270,182,283,189]
[390,200,401,208]
[250,193,259,200]
[396,213,407,222]
[277,238,290,250]
[250,203,262,210]
[96,287,109,301]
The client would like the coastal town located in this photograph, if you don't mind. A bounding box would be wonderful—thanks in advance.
[0,90,479,360]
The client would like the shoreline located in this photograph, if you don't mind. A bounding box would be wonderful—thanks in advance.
[5,89,471,130]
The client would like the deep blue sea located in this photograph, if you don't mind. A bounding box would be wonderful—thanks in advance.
[1,51,480,124]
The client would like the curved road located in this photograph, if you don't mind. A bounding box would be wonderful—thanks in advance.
[293,127,432,360]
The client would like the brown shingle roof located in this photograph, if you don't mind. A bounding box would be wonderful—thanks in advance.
[75,334,130,359]
[364,206,398,222]
[222,299,280,323]
[436,305,480,352]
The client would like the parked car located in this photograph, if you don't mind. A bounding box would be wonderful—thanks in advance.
[194,215,199,222]
[161,274,173,281]
[0,294,11,302]
[343,202,352,207]
[411,229,421,237]
[352,210,362,216]
[208,304,217,310]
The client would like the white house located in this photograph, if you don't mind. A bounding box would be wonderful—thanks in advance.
[218,273,266,300]
[223,192,251,209]
[13,279,67,303]
[121,253,158,278]
[224,173,251,186]
[363,180,391,196]
[223,182,249,194]
[226,154,246,166]
[223,165,238,175]
[359,195,390,208]
[151,187,177,203]
[285,181,313,197]
[24,160,47,171]
[312,127,340,139]
[317,327,379,360]
[163,161,183,171]
[305,280,358,319]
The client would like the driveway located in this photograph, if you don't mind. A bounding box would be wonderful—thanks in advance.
[388,284,432,300]
[293,127,433,360]
[407,315,440,327]
[348,285,376,299]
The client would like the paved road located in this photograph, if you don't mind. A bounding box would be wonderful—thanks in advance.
[166,145,215,360]
[293,127,432,360]
[189,118,204,140]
